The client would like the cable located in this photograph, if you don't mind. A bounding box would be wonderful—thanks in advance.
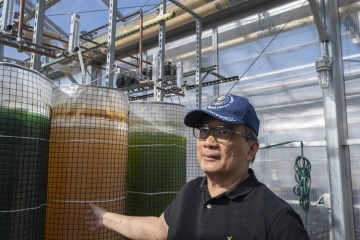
[260,141,311,229]
[139,0,151,11]
[86,68,118,85]
[46,4,158,17]
[226,0,307,95]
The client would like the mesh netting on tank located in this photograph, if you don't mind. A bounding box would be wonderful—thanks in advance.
[127,102,187,217]
[0,63,52,239]
[46,84,129,240]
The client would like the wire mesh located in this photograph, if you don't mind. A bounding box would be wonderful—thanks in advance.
[0,63,52,239]
[127,102,186,217]
[46,84,129,240]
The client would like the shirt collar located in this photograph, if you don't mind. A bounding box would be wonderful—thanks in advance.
[198,168,260,200]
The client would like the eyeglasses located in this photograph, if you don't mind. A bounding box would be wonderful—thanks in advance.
[193,124,255,143]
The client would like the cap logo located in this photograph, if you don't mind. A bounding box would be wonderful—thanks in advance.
[208,95,233,110]
[214,96,226,104]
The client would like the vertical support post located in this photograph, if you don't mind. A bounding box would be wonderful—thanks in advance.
[106,0,117,88]
[321,0,355,239]
[196,19,202,109]
[30,0,45,70]
[139,10,143,74]
[90,65,100,86]
[44,56,49,77]
[157,0,166,101]
[0,44,4,60]
[153,53,160,101]
[212,27,219,98]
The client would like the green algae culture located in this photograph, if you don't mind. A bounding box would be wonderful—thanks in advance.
[126,102,187,217]
[0,106,51,239]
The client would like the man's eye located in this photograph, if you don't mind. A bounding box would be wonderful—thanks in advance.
[219,130,231,136]
[199,128,208,133]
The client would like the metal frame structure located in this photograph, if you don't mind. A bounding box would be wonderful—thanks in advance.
[0,0,359,238]
[105,0,117,87]
[167,0,203,108]
[156,0,166,101]
[30,0,45,70]
[212,27,219,98]
[101,0,123,19]
[309,0,356,239]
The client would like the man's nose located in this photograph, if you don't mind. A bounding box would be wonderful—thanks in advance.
[202,132,219,147]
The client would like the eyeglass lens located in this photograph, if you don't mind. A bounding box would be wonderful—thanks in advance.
[194,124,232,143]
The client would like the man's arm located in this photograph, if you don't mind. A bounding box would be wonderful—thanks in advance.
[85,203,168,240]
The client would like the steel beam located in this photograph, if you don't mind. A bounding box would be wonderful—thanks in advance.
[30,0,45,70]
[167,0,203,107]
[157,0,166,101]
[89,64,101,86]
[101,0,123,19]
[19,0,68,37]
[105,0,117,87]
[64,73,78,84]
[308,0,328,42]
[0,43,4,58]
[41,12,174,70]
[167,0,201,19]
[23,0,59,22]
[196,18,202,108]
[212,27,219,97]
[321,0,355,239]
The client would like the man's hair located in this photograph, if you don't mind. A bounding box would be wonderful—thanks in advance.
[244,125,258,142]
[244,125,258,162]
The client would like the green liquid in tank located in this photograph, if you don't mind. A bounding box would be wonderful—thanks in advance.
[126,132,186,217]
[0,106,50,239]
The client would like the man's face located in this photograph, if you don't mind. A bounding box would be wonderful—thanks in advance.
[196,116,259,178]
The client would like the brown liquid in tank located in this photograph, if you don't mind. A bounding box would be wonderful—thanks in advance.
[46,107,128,240]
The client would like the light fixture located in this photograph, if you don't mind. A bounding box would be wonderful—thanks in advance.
[0,0,15,35]
[68,13,81,53]
[315,55,333,89]
[176,61,183,87]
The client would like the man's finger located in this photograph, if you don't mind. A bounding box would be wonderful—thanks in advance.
[84,209,93,214]
[85,220,97,226]
[84,215,96,220]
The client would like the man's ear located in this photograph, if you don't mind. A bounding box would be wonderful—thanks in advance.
[246,141,259,161]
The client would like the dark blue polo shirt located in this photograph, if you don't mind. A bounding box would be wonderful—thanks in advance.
[164,169,310,240]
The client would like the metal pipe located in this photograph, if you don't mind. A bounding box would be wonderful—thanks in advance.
[79,36,140,68]
[139,10,143,73]
[17,0,26,42]
[0,38,56,57]
[7,32,56,52]
[71,58,106,70]
[80,11,140,38]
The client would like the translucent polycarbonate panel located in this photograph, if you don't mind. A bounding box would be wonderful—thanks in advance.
[341,1,360,238]
[185,125,202,182]
[214,2,330,239]
[217,2,319,98]
[253,146,330,239]
[342,0,360,140]
[349,146,360,240]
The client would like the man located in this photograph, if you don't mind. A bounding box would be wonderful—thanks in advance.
[85,94,310,240]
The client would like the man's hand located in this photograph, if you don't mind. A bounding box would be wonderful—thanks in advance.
[84,203,107,231]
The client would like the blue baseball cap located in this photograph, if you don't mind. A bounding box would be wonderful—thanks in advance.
[184,94,260,136]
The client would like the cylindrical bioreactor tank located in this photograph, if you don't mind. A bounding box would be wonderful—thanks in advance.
[46,84,129,239]
[127,102,186,217]
[0,63,52,239]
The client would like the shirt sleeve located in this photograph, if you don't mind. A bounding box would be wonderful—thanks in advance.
[268,207,310,240]
[164,201,173,225]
